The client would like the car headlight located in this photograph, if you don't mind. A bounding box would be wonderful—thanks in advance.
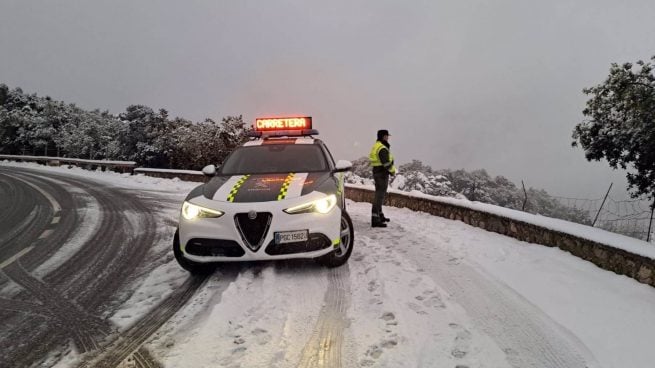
[284,194,337,215]
[181,201,224,220]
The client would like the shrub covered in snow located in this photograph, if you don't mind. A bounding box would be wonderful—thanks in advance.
[346,158,592,225]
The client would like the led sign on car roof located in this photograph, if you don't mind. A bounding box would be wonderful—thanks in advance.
[255,117,312,131]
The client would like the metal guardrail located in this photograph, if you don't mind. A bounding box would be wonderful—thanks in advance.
[0,154,137,172]
[0,154,137,167]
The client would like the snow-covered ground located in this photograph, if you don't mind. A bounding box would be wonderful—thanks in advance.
[4,161,655,368]
[380,205,655,368]
[143,200,655,368]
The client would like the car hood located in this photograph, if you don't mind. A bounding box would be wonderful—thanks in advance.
[203,172,332,203]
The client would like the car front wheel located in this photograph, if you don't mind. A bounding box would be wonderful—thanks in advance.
[317,210,354,268]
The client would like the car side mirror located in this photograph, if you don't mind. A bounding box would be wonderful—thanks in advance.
[202,164,217,177]
[334,160,352,173]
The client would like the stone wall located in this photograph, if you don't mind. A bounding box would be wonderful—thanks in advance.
[345,186,655,288]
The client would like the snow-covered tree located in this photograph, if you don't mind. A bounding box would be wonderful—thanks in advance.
[0,84,8,106]
[118,105,173,166]
[400,159,434,174]
[349,156,373,179]
[572,56,655,203]
[167,115,248,170]
[392,161,455,196]
[442,169,501,204]
[53,108,124,159]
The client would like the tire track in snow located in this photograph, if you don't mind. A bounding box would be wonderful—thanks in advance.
[0,296,52,317]
[0,169,162,367]
[79,272,234,368]
[1,262,107,352]
[0,171,52,262]
[297,266,351,368]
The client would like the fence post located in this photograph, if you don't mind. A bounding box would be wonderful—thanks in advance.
[521,180,528,211]
[648,197,655,243]
[592,183,613,227]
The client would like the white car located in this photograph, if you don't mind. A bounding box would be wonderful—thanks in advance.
[174,117,354,274]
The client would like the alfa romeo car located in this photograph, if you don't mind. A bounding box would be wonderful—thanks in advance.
[173,117,354,273]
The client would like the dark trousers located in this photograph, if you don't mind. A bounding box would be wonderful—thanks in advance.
[372,170,389,219]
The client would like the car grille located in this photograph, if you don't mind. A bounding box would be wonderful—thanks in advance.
[234,212,272,251]
[185,239,245,257]
[265,233,332,256]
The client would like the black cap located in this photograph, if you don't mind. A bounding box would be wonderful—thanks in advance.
[377,129,390,140]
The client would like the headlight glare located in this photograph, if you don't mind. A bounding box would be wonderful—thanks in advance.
[182,201,224,220]
[284,194,337,214]
[314,195,336,214]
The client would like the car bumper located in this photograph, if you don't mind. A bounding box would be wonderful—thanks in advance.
[178,196,342,263]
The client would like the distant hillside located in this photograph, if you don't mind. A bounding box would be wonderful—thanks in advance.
[347,157,592,225]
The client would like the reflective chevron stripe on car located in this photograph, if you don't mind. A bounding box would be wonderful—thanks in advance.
[227,175,251,202]
[212,175,244,201]
[284,173,308,199]
[277,173,295,200]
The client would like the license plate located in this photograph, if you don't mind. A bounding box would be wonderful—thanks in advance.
[275,230,309,244]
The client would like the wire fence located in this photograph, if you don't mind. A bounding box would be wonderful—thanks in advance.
[552,192,655,242]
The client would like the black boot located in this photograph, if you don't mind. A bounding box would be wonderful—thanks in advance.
[371,216,387,228]
[381,213,390,223]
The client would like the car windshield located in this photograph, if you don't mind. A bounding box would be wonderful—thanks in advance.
[220,144,329,174]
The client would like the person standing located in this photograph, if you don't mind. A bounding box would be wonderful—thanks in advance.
[369,129,396,228]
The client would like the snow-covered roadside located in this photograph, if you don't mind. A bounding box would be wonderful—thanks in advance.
[378,203,655,368]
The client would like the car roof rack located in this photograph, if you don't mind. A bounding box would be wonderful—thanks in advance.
[248,129,319,139]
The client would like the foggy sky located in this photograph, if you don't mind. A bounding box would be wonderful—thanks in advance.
[2,0,654,199]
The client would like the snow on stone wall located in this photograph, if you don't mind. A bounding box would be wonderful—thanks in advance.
[345,185,655,288]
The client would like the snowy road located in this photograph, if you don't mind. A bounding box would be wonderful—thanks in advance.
[2,163,655,368]
[0,167,166,367]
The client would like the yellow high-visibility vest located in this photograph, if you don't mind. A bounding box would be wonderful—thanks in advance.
[369,141,396,174]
